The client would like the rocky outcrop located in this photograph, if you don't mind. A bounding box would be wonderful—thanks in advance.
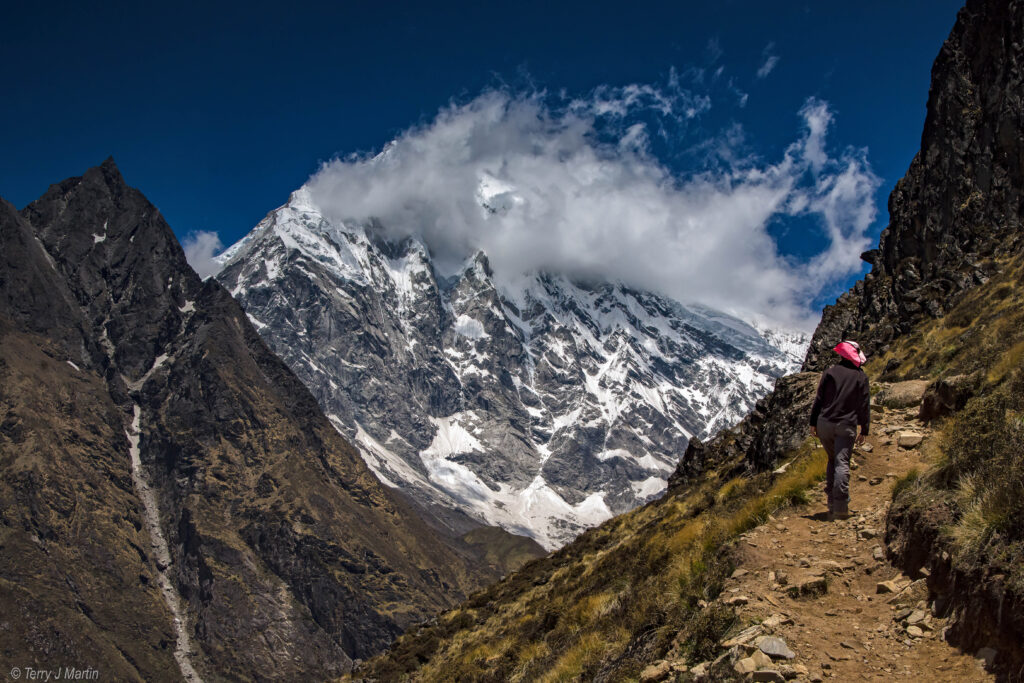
[1,160,513,679]
[667,372,819,489]
[886,485,1024,679]
[918,373,980,422]
[804,0,1024,370]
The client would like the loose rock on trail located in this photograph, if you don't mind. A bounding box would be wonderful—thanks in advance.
[718,406,993,681]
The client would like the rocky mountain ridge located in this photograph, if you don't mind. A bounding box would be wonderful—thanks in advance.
[215,188,806,549]
[0,160,524,680]
[804,0,1023,372]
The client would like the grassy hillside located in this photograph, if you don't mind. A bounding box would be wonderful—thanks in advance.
[353,443,826,682]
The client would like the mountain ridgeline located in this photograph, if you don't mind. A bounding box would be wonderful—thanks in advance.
[214,187,805,550]
[0,161,537,680]
[355,0,1024,679]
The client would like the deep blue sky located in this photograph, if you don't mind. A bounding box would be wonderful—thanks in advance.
[2,0,963,307]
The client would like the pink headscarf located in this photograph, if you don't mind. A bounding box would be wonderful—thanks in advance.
[834,340,867,367]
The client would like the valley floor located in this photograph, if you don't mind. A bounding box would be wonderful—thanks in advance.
[678,405,995,681]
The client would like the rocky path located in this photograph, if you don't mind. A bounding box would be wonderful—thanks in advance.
[704,405,994,681]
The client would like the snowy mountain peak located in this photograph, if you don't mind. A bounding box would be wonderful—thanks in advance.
[216,193,807,549]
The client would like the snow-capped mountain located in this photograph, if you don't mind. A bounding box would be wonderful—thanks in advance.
[216,188,807,549]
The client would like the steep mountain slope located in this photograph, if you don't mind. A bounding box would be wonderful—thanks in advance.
[215,189,805,549]
[354,0,1024,679]
[0,161,517,680]
[804,0,1023,372]
[0,199,180,678]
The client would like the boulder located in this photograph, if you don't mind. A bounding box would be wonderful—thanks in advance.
[875,380,929,409]
[721,623,764,647]
[897,432,924,448]
[906,609,927,625]
[919,373,979,423]
[733,651,770,671]
[734,657,759,675]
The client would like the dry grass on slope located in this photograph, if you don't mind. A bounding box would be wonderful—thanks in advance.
[873,254,1024,676]
[869,257,1024,385]
[350,440,827,682]
[868,255,1024,593]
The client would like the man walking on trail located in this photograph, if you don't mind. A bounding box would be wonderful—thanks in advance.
[809,340,870,521]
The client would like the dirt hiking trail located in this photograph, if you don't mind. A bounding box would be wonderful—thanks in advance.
[709,404,994,681]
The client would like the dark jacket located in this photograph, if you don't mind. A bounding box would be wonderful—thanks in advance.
[809,359,871,434]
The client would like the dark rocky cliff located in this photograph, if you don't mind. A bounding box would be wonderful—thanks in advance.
[0,160,511,680]
[804,0,1023,370]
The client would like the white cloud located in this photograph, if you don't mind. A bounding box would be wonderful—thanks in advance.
[306,88,878,331]
[800,97,833,173]
[757,43,780,79]
[182,230,224,279]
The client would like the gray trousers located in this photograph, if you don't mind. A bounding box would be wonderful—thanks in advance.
[817,418,856,513]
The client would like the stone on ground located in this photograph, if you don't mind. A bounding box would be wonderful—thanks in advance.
[758,636,796,660]
[721,623,764,647]
[786,576,827,599]
[762,613,794,630]
[640,660,670,681]
[897,432,924,448]
[977,647,998,668]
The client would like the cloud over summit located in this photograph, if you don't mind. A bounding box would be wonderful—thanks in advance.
[304,86,879,331]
